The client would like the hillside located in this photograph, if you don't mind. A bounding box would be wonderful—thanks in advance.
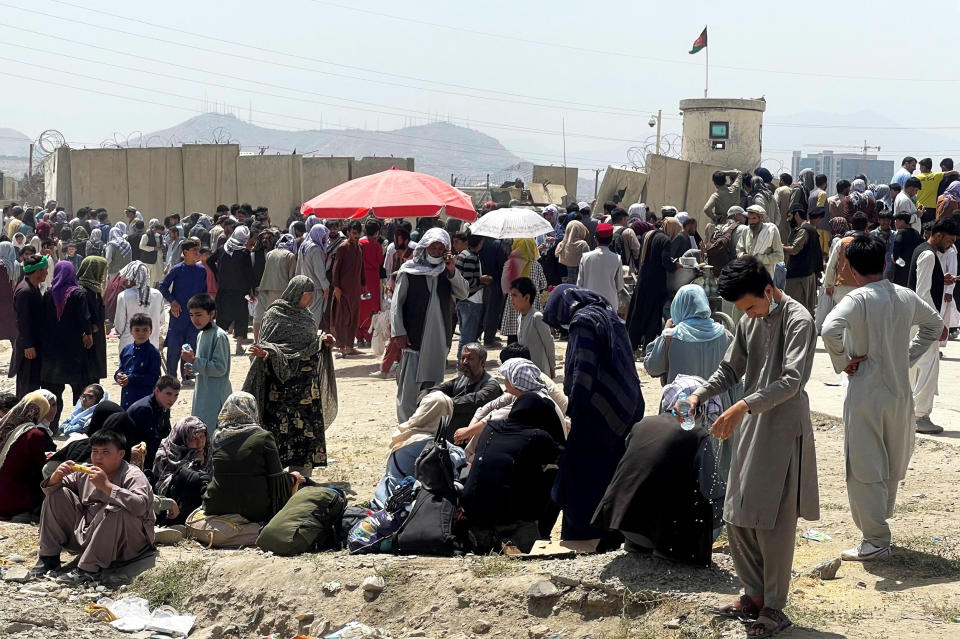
[136,114,523,183]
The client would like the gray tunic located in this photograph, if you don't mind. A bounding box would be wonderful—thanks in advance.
[820,280,942,484]
[517,309,555,377]
[694,295,820,530]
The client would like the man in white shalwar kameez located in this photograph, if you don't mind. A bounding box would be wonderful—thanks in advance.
[908,218,957,434]
[821,235,942,562]
[391,228,468,423]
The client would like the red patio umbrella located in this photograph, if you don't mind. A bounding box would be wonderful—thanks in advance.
[300,167,477,221]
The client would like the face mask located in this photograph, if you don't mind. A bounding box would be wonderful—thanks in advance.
[767,293,779,314]
[426,254,444,265]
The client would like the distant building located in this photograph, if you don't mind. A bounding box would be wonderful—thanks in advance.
[791,150,894,194]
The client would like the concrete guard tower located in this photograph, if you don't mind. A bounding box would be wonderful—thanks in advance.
[679,98,766,172]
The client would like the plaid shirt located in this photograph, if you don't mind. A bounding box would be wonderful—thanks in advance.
[455,248,482,296]
[659,374,722,426]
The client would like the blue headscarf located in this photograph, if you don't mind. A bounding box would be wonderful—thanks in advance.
[305,215,321,232]
[669,285,725,343]
[276,233,298,254]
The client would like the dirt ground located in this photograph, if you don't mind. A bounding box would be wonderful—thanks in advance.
[0,329,958,639]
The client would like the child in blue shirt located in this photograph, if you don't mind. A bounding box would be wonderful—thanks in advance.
[114,313,162,409]
[180,294,232,435]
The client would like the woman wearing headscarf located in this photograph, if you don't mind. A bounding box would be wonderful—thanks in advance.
[215,225,256,354]
[875,184,893,215]
[556,220,589,284]
[296,223,331,326]
[40,261,92,428]
[0,392,56,519]
[592,374,726,566]
[202,391,301,523]
[644,284,733,391]
[542,285,645,547]
[36,220,52,243]
[18,209,35,237]
[191,215,213,248]
[498,238,546,344]
[454,357,566,460]
[243,276,338,476]
[0,241,19,356]
[253,229,297,343]
[71,225,89,258]
[85,228,104,258]
[374,390,466,506]
[626,219,675,351]
[153,416,212,525]
[114,261,165,353]
[139,219,165,286]
[461,392,565,552]
[76,256,108,386]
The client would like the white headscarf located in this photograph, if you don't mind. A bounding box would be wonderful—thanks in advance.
[398,227,450,277]
[0,241,20,285]
[224,225,250,256]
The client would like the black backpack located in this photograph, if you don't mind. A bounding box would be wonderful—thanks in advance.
[611,227,631,266]
[396,416,463,556]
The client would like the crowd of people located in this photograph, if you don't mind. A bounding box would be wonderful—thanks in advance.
[0,155,953,638]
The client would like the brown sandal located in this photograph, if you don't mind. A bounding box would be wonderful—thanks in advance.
[747,608,792,638]
[707,594,760,620]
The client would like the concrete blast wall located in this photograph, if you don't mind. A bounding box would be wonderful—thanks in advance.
[70,149,129,215]
[532,166,578,200]
[182,145,239,214]
[44,147,415,223]
[125,147,184,218]
[643,155,727,228]
[302,157,352,202]
[594,166,647,213]
[351,157,414,179]
[238,155,302,223]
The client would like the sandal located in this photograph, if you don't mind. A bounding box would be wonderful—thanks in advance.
[707,594,760,620]
[747,608,792,638]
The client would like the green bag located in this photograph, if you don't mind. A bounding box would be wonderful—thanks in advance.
[256,486,346,556]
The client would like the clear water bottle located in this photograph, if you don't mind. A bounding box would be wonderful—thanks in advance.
[675,392,696,431]
[182,344,193,375]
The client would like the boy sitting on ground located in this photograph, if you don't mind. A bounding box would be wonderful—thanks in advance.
[33,429,156,585]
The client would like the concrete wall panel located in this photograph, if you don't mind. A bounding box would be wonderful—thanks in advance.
[69,149,128,220]
[125,148,184,220]
[43,148,71,214]
[302,157,352,202]
[237,155,302,222]
[182,144,238,214]
[532,165,578,201]
[685,162,727,227]
[350,157,413,179]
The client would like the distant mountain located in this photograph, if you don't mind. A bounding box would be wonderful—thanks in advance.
[0,128,30,158]
[0,128,32,178]
[136,114,522,183]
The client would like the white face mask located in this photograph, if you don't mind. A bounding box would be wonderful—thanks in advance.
[426,254,444,265]
[767,293,779,314]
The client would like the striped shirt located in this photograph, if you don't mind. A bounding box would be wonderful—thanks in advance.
[456,248,482,296]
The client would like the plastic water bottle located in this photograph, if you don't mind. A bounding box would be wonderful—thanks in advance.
[675,392,696,431]
[182,344,193,375]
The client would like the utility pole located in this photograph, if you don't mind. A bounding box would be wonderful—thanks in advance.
[594,168,599,198]
[28,143,33,178]
[655,109,662,156]
[860,139,881,180]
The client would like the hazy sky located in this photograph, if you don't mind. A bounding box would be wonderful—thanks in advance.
[3,0,960,172]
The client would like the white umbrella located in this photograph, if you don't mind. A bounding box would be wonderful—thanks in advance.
[467,207,554,239]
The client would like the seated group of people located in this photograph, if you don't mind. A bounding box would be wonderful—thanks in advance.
[15,385,305,584]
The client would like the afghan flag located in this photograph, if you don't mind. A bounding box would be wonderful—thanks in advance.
[689,27,707,54]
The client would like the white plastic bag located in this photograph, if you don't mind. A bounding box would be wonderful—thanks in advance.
[814,284,834,334]
[370,310,391,357]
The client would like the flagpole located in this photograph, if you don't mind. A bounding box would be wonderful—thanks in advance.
[704,25,708,98]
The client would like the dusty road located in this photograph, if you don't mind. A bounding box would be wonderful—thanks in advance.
[0,329,958,639]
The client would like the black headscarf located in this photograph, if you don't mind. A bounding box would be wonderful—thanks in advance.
[506,392,565,444]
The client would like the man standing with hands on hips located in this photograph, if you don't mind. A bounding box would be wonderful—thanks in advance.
[677,256,819,639]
